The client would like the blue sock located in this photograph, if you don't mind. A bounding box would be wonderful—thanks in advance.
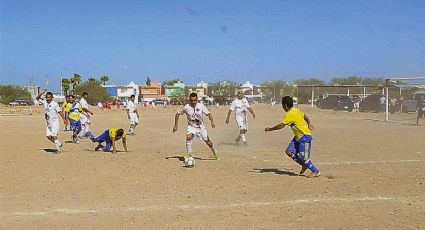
[291,153,304,166]
[87,132,94,140]
[304,159,319,173]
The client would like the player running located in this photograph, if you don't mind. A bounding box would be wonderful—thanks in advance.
[173,92,220,161]
[126,95,139,135]
[36,90,67,153]
[88,128,128,154]
[79,92,94,139]
[225,90,256,144]
[65,95,83,143]
[265,96,320,178]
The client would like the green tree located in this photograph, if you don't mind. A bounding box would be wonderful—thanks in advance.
[0,85,31,104]
[74,80,112,103]
[99,75,110,85]
[293,78,326,103]
[61,78,71,96]
[163,79,181,86]
[70,73,82,91]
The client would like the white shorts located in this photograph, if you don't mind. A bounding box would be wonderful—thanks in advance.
[80,114,91,125]
[46,119,60,137]
[186,126,208,141]
[129,113,139,125]
[236,116,248,130]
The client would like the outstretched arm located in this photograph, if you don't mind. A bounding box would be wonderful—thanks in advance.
[208,113,216,128]
[225,110,232,124]
[265,123,285,132]
[304,114,315,130]
[173,113,180,132]
[36,89,46,101]
[123,140,128,152]
[112,138,117,154]
[248,107,256,118]
[82,108,94,115]
[59,111,68,125]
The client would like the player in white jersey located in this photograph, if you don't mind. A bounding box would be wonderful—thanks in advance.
[173,92,220,161]
[36,90,67,153]
[79,92,94,139]
[126,94,139,135]
[225,90,256,144]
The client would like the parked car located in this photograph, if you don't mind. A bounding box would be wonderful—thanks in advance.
[149,98,166,105]
[9,99,34,106]
[317,95,353,112]
[359,95,381,112]
[402,92,425,113]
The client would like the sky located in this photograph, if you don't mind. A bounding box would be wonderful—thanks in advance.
[1,0,424,91]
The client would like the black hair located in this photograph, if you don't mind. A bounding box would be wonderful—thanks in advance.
[281,96,293,108]
[46,92,53,97]
[69,95,75,98]
[130,95,135,98]
[189,92,198,98]
[117,128,124,136]
[82,92,88,96]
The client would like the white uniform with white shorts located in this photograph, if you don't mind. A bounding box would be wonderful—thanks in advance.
[79,98,91,125]
[178,103,210,141]
[229,98,250,130]
[40,100,61,137]
[127,101,138,125]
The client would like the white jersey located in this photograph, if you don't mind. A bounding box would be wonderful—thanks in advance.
[40,99,61,122]
[229,98,250,118]
[80,97,89,115]
[178,103,210,128]
[126,101,137,113]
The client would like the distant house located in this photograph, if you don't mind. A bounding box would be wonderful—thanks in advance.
[102,81,139,103]
[140,81,163,102]
[186,81,208,98]
[239,81,265,101]
[165,81,185,98]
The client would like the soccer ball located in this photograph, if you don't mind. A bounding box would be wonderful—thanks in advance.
[185,157,195,167]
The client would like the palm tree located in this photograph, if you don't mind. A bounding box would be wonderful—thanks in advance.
[61,78,71,96]
[70,73,82,91]
[100,75,110,85]
[88,77,97,82]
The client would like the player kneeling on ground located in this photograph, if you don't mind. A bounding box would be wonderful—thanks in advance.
[88,128,128,154]
[265,96,320,178]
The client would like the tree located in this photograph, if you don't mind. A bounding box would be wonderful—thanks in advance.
[0,85,31,104]
[163,79,181,86]
[74,80,113,103]
[293,78,326,103]
[88,77,100,84]
[61,78,71,96]
[70,73,82,91]
[99,75,110,85]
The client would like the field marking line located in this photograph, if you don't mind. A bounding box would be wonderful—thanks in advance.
[1,196,420,217]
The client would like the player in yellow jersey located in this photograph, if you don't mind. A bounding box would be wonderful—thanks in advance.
[65,95,83,143]
[265,96,320,178]
[88,128,128,154]
[62,96,72,131]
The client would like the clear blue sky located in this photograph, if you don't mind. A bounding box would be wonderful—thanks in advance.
[1,0,424,91]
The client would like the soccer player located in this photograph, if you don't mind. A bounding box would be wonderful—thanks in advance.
[173,92,220,161]
[225,90,256,144]
[79,92,94,138]
[126,95,139,135]
[265,96,320,178]
[62,96,71,131]
[417,95,425,126]
[36,89,67,153]
[65,95,83,143]
[88,128,128,154]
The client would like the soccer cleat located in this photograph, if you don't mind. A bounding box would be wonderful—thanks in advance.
[183,152,192,159]
[299,165,307,175]
[95,145,101,151]
[306,171,321,178]
[214,154,221,160]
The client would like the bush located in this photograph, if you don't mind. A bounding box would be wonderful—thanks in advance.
[73,80,113,104]
[0,85,31,105]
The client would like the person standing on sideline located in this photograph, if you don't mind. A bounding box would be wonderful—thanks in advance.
[126,95,139,135]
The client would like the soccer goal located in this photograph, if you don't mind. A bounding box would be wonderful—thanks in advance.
[385,77,425,123]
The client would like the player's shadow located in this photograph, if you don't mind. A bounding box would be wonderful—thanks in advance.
[41,148,58,153]
[252,168,301,177]
[165,155,215,162]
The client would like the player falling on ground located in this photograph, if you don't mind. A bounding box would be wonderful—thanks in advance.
[78,92,94,139]
[225,90,256,144]
[126,95,139,135]
[173,92,221,161]
[265,96,320,178]
[417,95,425,126]
[36,90,68,153]
[65,95,83,143]
[88,128,128,154]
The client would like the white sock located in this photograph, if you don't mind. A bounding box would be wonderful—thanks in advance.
[241,134,247,143]
[209,145,218,155]
[54,140,61,150]
[129,127,134,133]
[186,140,192,153]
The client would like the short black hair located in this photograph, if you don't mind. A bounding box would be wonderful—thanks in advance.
[189,92,198,98]
[82,92,88,96]
[69,95,75,98]
[282,96,293,108]
[117,128,124,136]
[130,95,135,98]
[46,92,53,97]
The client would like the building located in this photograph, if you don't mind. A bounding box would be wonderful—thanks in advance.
[102,81,140,103]
[165,81,185,98]
[140,81,163,102]
[239,81,265,101]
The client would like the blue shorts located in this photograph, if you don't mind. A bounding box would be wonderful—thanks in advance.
[95,130,112,151]
[286,135,313,160]
[69,119,82,133]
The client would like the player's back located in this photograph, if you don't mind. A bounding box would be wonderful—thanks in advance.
[282,108,311,140]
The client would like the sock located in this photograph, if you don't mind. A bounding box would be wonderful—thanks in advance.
[186,140,192,155]
[291,153,304,166]
[235,135,241,142]
[241,134,247,143]
[79,126,85,138]
[209,145,218,155]
[87,132,95,140]
[129,127,134,133]
[54,140,61,150]
[304,159,320,173]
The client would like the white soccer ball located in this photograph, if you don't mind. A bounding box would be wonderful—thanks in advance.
[185,157,195,167]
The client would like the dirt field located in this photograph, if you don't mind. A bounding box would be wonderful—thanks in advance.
[1,104,424,229]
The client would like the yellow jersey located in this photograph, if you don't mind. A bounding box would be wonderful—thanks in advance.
[109,128,127,141]
[281,108,311,140]
[65,102,82,121]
